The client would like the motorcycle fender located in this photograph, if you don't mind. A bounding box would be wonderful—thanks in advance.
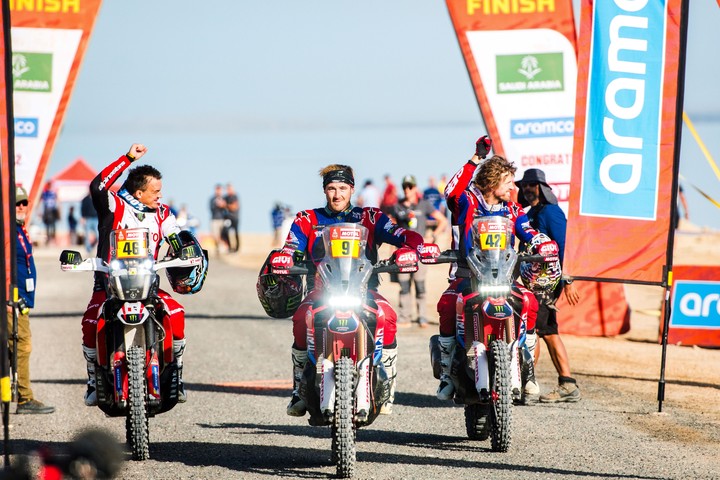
[124,325,145,351]
[509,339,521,391]
[318,357,335,416]
[332,332,357,362]
[472,341,489,392]
[356,357,371,418]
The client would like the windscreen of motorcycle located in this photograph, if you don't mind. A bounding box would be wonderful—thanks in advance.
[317,223,373,300]
[468,216,518,289]
[107,228,157,301]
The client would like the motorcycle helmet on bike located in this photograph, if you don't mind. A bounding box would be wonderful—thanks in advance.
[519,241,562,300]
[165,230,209,294]
[256,250,304,319]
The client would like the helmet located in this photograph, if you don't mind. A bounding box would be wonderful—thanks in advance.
[165,231,209,294]
[256,250,303,319]
[519,252,561,298]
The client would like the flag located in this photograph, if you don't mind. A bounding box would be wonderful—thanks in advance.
[445,0,577,209]
[10,0,102,214]
[565,0,686,283]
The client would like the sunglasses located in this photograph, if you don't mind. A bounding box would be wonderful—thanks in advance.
[16,200,28,207]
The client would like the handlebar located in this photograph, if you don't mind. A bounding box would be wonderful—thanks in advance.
[418,249,554,265]
[59,249,202,273]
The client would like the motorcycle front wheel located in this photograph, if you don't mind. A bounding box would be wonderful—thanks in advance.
[126,345,150,460]
[488,339,512,453]
[332,356,356,478]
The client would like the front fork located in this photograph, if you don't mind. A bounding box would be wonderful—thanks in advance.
[461,294,519,396]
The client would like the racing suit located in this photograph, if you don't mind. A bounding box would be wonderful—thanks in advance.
[80,154,186,403]
[281,204,424,416]
[436,160,538,337]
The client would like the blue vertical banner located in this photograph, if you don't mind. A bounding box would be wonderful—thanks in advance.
[581,1,666,220]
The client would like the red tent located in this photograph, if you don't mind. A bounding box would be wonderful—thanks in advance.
[49,157,96,202]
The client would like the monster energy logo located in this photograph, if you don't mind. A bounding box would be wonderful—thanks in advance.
[67,252,75,262]
[494,305,504,313]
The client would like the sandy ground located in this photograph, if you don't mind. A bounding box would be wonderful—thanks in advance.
[221,223,720,446]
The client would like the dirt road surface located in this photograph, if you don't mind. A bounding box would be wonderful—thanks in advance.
[5,233,719,479]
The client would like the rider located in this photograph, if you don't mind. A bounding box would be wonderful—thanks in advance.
[436,148,557,400]
[261,164,432,416]
[80,144,206,406]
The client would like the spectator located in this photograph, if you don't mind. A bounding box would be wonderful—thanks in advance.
[438,173,449,195]
[80,193,99,255]
[67,205,79,246]
[357,179,381,208]
[209,184,228,255]
[380,174,398,216]
[423,176,447,234]
[391,175,447,327]
[515,168,581,403]
[224,183,241,252]
[40,180,60,245]
[271,202,286,247]
[10,186,55,414]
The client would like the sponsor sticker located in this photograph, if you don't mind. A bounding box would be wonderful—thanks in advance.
[14,118,39,138]
[511,117,574,139]
[12,52,53,93]
[671,281,720,329]
[496,53,564,94]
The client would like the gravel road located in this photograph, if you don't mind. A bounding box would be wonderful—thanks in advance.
[5,248,719,479]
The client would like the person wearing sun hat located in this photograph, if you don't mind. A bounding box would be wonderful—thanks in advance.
[9,186,55,414]
[515,168,582,403]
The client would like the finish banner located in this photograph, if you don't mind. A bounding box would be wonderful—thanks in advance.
[10,0,102,208]
[445,0,577,209]
[565,0,685,283]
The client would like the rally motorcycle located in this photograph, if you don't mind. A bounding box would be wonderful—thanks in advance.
[428,216,557,452]
[273,223,426,478]
[60,228,206,461]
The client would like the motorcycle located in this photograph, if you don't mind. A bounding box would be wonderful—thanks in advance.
[272,222,426,478]
[59,228,206,461]
[428,216,556,452]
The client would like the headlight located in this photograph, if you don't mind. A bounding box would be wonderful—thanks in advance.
[479,285,511,294]
[328,295,362,308]
[110,260,122,271]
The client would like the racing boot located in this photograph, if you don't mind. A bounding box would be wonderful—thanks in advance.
[173,339,187,403]
[380,347,398,415]
[523,332,540,398]
[436,336,456,401]
[287,347,307,417]
[83,345,98,407]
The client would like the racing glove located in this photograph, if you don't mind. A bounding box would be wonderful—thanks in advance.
[475,135,493,159]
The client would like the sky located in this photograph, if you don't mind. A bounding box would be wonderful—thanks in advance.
[47,1,720,234]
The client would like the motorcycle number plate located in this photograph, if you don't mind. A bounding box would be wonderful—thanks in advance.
[479,232,506,250]
[117,239,149,259]
[330,238,360,258]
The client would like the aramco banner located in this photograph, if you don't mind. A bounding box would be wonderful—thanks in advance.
[565,0,685,283]
[661,266,720,347]
[10,0,102,209]
[445,0,577,210]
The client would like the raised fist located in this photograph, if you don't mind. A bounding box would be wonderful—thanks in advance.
[475,135,492,159]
